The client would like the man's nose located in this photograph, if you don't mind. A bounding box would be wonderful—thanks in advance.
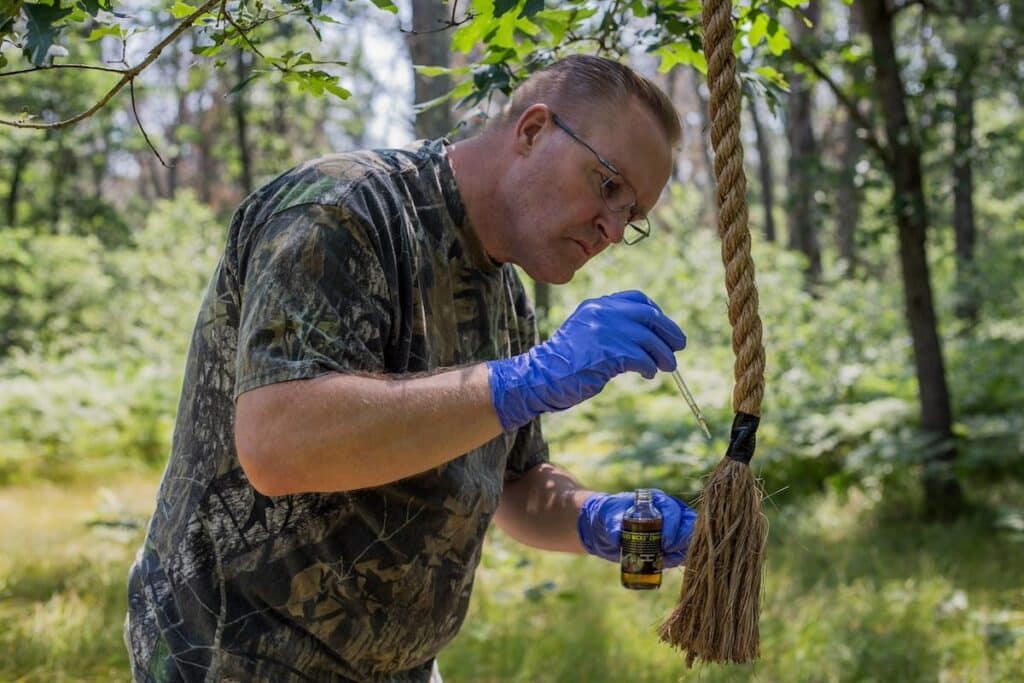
[595,209,628,245]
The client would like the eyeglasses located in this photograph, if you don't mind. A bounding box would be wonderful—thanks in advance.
[550,112,651,245]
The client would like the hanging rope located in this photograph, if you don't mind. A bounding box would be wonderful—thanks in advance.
[658,0,768,666]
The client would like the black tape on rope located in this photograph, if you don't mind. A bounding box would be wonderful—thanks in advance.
[725,412,760,465]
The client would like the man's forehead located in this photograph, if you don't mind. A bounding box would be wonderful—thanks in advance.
[598,113,672,201]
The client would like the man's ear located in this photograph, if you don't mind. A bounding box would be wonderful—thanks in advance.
[512,104,552,156]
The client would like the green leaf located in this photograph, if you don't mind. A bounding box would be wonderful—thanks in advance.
[766,27,791,56]
[78,0,112,16]
[413,65,471,77]
[324,80,350,99]
[227,72,260,94]
[492,10,518,48]
[367,0,398,14]
[170,1,196,19]
[748,13,769,47]
[534,8,581,45]
[413,91,453,114]
[453,15,491,53]
[450,79,474,101]
[514,14,540,37]
[283,69,351,100]
[494,0,517,19]
[754,65,789,91]
[191,43,223,58]
[23,2,73,66]
[655,41,707,75]
[522,0,543,19]
[87,23,126,41]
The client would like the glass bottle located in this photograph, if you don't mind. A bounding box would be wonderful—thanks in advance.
[620,489,663,590]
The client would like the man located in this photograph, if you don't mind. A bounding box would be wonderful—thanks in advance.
[126,55,697,682]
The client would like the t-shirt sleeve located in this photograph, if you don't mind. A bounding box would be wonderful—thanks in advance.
[502,272,550,481]
[233,203,393,398]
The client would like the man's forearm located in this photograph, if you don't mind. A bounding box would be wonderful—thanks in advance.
[234,364,503,495]
[493,463,596,554]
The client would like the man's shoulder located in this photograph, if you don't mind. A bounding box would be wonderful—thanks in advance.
[264,140,447,214]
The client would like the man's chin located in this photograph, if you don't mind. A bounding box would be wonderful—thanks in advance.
[526,265,575,286]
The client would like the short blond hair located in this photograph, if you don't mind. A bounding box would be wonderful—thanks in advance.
[493,55,681,146]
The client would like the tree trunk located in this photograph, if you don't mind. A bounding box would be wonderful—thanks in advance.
[785,0,822,281]
[50,130,70,232]
[690,69,717,230]
[142,153,166,200]
[835,109,863,274]
[533,281,550,338]
[952,9,979,324]
[861,0,962,520]
[6,145,31,227]
[91,129,109,202]
[166,35,186,199]
[405,0,453,138]
[747,90,777,243]
[835,1,868,277]
[234,48,255,196]
[667,67,683,183]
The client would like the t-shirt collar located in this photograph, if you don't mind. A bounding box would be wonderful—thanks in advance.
[436,138,503,273]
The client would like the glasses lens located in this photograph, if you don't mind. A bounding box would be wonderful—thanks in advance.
[623,218,650,245]
[600,175,637,213]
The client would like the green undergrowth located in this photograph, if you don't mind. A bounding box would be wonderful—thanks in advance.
[442,484,1024,682]
[1,473,1022,682]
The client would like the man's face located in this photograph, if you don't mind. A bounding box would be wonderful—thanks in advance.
[501,99,674,284]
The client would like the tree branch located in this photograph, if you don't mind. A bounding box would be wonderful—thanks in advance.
[0,63,128,77]
[130,78,170,167]
[399,16,475,35]
[787,42,893,167]
[0,0,220,129]
[220,0,264,58]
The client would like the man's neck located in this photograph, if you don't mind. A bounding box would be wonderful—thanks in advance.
[447,135,508,265]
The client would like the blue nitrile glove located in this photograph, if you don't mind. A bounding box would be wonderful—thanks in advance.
[577,490,696,567]
[487,290,686,432]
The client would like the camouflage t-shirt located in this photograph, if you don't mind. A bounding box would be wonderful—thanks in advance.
[125,139,549,683]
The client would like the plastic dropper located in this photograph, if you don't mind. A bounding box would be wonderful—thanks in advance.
[670,369,712,440]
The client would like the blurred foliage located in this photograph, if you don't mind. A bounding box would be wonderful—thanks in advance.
[1,167,1022,501]
[0,193,222,483]
[539,177,1024,507]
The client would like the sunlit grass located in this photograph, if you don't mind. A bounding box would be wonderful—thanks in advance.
[2,474,1021,682]
[0,475,156,682]
[441,488,1024,683]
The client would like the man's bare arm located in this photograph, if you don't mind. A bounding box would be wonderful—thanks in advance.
[493,463,596,553]
[234,364,502,496]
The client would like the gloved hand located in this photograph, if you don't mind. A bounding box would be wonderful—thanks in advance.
[577,490,696,567]
[487,290,686,431]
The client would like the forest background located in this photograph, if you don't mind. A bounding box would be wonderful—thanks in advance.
[1,0,1022,680]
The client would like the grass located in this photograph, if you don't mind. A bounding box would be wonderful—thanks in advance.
[1,473,1022,682]
[442,486,1024,683]
[0,474,157,682]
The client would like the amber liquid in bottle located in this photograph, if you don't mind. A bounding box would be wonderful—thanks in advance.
[620,489,663,590]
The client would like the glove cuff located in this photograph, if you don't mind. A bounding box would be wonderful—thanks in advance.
[577,493,617,561]
[486,357,534,432]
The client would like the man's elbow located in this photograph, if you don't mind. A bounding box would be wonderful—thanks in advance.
[234,390,294,497]
[235,424,290,497]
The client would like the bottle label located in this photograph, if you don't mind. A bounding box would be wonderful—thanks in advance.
[620,528,663,575]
